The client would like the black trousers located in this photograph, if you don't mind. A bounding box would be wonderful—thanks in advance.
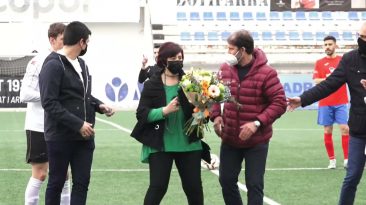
[219,142,269,205]
[144,151,203,205]
[45,140,95,205]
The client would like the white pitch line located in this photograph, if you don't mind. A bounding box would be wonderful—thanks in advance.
[96,117,281,205]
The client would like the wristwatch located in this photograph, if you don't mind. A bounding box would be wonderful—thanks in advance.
[254,120,261,128]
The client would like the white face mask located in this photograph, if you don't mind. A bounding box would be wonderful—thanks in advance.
[224,50,241,66]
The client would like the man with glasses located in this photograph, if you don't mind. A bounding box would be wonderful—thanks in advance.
[288,22,366,205]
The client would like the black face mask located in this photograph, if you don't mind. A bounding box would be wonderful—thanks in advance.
[167,60,183,75]
[79,45,88,56]
[358,38,366,55]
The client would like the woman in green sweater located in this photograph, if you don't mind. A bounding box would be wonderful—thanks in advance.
[131,42,205,205]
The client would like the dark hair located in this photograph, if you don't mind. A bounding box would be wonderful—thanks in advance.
[156,42,184,68]
[63,21,91,46]
[227,30,254,54]
[48,22,65,39]
[323,35,336,42]
[153,43,161,49]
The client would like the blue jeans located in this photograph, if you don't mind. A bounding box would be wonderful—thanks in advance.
[46,140,95,205]
[339,135,366,205]
[219,142,269,205]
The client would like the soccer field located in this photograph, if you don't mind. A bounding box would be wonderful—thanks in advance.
[0,110,365,205]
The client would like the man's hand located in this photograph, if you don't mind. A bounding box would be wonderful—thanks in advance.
[141,55,148,70]
[99,104,115,117]
[361,79,366,89]
[238,122,257,141]
[213,116,223,137]
[79,122,94,138]
[287,97,301,112]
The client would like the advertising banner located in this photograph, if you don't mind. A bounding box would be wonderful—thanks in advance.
[0,76,26,108]
[271,0,365,11]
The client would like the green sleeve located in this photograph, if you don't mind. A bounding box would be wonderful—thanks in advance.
[147,107,165,122]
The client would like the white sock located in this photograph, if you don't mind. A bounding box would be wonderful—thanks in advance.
[60,179,71,205]
[25,177,43,205]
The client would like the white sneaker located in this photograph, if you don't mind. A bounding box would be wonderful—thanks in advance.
[328,159,336,169]
[344,159,348,169]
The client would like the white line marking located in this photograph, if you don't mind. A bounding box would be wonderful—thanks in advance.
[95,117,281,205]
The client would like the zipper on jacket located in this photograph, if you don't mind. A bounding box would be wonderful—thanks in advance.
[83,63,88,122]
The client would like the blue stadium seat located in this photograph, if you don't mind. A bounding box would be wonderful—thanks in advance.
[208,32,219,41]
[295,11,306,20]
[362,12,366,20]
[316,32,326,41]
[230,12,240,21]
[262,31,273,41]
[329,31,340,41]
[217,12,227,21]
[275,31,286,41]
[221,31,231,41]
[194,32,205,41]
[289,31,300,41]
[309,11,320,20]
[177,12,187,21]
[322,11,333,20]
[251,31,260,41]
[180,32,191,41]
[343,31,354,41]
[243,12,254,21]
[256,12,267,21]
[348,11,359,21]
[283,11,293,20]
[190,12,200,21]
[302,32,314,41]
[270,11,280,20]
[203,12,214,21]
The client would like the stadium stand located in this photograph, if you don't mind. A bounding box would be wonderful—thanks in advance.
[208,32,219,41]
[275,31,286,41]
[230,12,240,21]
[243,12,254,21]
[309,11,320,20]
[302,32,314,41]
[348,11,359,21]
[262,31,273,41]
[203,12,214,21]
[321,11,333,20]
[295,11,306,21]
[190,12,200,21]
[256,12,267,21]
[216,12,227,21]
[177,12,187,21]
[270,11,280,20]
[343,31,354,41]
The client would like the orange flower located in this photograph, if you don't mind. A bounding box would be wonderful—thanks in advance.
[193,107,200,113]
[201,80,209,89]
[204,108,210,117]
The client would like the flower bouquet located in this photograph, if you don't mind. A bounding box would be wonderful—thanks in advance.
[179,68,232,138]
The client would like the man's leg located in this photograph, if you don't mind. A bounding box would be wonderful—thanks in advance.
[219,143,244,205]
[25,163,48,205]
[244,143,269,205]
[25,130,49,205]
[338,136,366,205]
[69,140,95,205]
[45,141,70,205]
